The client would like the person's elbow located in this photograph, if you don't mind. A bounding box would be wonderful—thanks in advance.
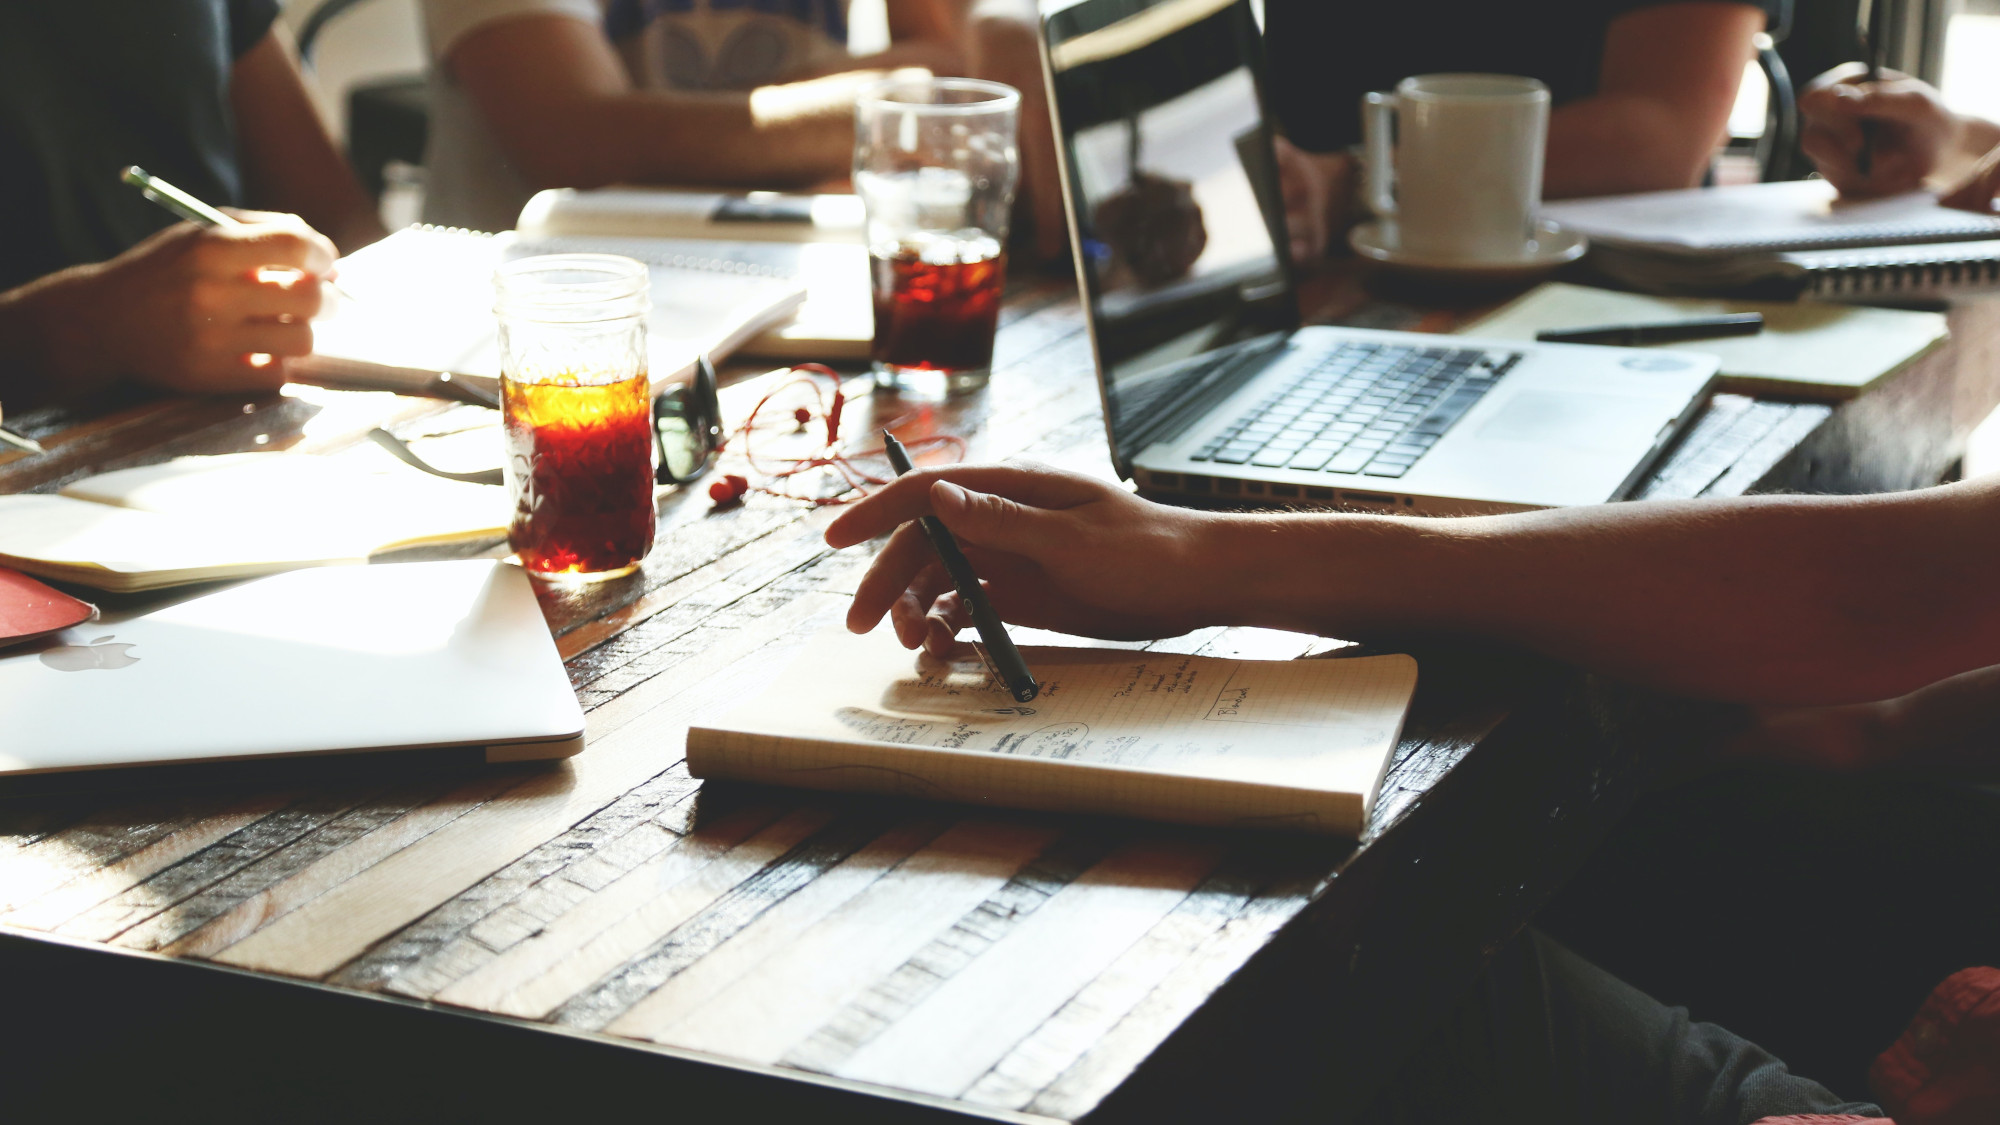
[1553,98,1730,197]
[486,104,631,192]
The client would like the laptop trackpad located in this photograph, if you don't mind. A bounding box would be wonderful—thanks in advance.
[1475,392,1663,455]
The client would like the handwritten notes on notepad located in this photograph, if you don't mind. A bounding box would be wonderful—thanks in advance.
[687,629,1419,836]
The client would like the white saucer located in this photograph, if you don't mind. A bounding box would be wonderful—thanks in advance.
[1348,220,1588,281]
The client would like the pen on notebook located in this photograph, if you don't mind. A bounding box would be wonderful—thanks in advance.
[119,166,357,302]
[881,431,1039,703]
[1536,313,1764,347]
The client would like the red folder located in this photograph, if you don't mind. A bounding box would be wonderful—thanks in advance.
[0,567,97,648]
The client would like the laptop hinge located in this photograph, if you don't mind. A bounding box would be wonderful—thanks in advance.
[1123,332,1290,468]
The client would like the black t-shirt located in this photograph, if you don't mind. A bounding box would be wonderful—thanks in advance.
[1264,0,1775,152]
[0,0,280,293]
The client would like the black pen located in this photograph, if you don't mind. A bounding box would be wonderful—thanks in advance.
[1858,0,1886,176]
[881,431,1039,703]
[1537,313,1764,347]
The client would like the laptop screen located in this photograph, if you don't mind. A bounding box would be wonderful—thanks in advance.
[1042,0,1298,471]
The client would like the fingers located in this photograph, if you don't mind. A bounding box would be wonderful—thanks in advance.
[927,479,1067,555]
[824,461,1107,549]
[229,319,316,358]
[1800,76,1953,198]
[920,589,974,658]
[196,215,338,278]
[1941,147,2000,214]
[204,269,326,323]
[849,522,939,635]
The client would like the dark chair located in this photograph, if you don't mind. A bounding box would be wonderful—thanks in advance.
[296,0,430,203]
[1753,0,1800,181]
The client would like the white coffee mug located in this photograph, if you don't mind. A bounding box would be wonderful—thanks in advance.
[1362,74,1550,261]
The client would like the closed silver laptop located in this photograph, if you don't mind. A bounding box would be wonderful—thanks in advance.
[0,560,584,775]
[1039,0,1716,514]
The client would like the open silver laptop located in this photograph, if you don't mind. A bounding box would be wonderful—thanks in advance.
[0,560,584,775]
[1039,0,1717,515]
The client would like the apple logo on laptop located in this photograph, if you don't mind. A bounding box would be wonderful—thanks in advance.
[41,635,140,672]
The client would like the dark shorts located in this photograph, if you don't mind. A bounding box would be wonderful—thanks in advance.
[1542,767,2000,1096]
[1361,927,1882,1125]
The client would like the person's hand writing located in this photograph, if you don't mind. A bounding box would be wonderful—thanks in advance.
[1940,142,2000,215]
[1,211,335,402]
[825,462,1225,653]
[1799,63,1960,198]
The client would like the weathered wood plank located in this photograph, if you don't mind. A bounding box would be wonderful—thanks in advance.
[210,592,847,979]
[957,864,1265,1111]
[625,819,1062,1063]
[1025,888,1312,1120]
[780,830,1122,1076]
[432,803,821,1017]
[346,762,706,997]
[591,816,949,1035]
[550,810,937,1030]
[827,840,1221,1097]
[0,795,290,922]
[54,789,383,943]
[149,772,522,959]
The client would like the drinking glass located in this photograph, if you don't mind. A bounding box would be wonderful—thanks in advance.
[854,76,1020,397]
[494,254,656,581]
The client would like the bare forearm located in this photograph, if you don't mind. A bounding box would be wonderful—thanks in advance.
[1544,95,1719,198]
[1940,113,2000,185]
[230,33,385,253]
[0,267,112,406]
[1208,484,2000,704]
[487,84,857,192]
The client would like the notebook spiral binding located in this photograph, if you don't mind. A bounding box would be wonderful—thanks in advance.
[407,223,796,281]
[1801,242,2000,300]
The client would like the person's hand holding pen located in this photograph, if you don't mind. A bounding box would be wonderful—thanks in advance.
[1799,63,2000,209]
[0,210,334,400]
[827,461,1221,655]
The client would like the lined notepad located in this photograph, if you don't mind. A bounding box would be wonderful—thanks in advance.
[1542,180,2000,255]
[299,225,808,399]
[687,628,1419,836]
[0,452,507,592]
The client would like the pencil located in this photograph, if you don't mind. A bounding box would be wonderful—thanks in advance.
[881,431,1039,703]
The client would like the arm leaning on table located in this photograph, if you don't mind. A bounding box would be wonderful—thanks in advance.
[825,462,2000,709]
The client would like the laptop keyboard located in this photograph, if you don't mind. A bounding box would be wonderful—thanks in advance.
[1190,342,1522,479]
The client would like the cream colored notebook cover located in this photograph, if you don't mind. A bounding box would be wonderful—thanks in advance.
[688,629,1419,836]
[0,452,506,592]
[1458,282,1948,401]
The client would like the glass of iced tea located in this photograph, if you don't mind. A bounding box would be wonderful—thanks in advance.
[493,254,656,582]
[854,77,1020,397]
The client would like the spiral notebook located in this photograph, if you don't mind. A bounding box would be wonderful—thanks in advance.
[1542,180,2000,256]
[297,225,807,399]
[1541,181,2000,301]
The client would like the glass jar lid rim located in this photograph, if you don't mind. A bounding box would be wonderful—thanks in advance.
[494,253,650,319]
[857,76,1020,112]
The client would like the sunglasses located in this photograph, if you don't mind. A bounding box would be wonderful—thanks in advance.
[370,356,724,488]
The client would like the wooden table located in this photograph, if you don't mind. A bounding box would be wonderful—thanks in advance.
[5,266,1999,1121]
